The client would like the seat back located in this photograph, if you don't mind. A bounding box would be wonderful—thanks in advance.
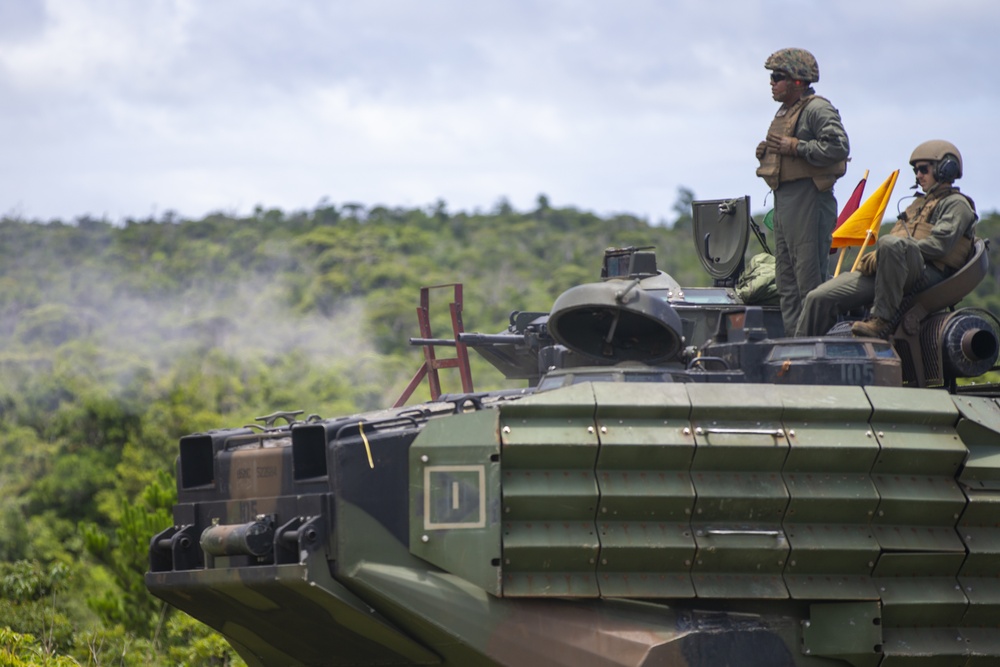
[911,238,988,314]
[892,238,989,387]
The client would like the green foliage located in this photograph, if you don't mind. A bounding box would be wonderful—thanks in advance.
[671,186,696,232]
[0,627,79,667]
[0,561,68,601]
[82,471,175,634]
[163,614,246,667]
[12,304,94,349]
[0,561,75,655]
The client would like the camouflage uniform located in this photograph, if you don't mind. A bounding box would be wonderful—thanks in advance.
[757,49,850,336]
[795,186,977,337]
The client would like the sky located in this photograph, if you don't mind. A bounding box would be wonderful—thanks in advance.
[2,0,999,225]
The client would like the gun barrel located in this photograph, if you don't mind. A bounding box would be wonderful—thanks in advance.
[457,333,528,345]
[408,333,529,347]
[408,337,457,346]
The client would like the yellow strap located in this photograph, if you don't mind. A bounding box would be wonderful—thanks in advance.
[359,422,374,469]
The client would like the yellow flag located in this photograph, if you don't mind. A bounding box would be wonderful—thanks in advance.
[830,170,900,249]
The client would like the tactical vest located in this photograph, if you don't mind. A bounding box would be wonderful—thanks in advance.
[756,95,848,192]
[889,187,977,271]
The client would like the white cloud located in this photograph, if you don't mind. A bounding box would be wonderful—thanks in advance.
[2,0,999,222]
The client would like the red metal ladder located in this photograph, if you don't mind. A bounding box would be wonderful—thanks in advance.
[393,283,474,407]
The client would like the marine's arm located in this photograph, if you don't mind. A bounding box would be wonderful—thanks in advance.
[795,99,849,166]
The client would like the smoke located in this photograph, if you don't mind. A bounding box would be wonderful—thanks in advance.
[0,244,386,418]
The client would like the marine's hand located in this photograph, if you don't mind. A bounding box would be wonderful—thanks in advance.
[766,133,799,156]
[856,251,877,276]
[756,141,767,160]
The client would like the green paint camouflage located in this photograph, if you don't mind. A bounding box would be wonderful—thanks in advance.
[147,384,1000,665]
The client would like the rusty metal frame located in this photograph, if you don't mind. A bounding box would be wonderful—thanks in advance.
[393,283,474,407]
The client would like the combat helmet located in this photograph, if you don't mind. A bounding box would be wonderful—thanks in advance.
[910,139,963,181]
[765,48,819,83]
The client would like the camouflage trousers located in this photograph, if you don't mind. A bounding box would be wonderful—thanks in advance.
[772,178,836,336]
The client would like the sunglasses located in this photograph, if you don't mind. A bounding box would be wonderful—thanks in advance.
[913,164,932,175]
[770,71,788,83]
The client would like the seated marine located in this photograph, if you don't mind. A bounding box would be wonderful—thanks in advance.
[795,140,977,339]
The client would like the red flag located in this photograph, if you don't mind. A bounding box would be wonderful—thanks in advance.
[834,170,868,231]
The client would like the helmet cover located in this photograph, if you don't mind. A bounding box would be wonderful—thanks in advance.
[765,48,819,83]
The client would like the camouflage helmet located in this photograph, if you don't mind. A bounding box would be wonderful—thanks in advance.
[765,48,819,83]
[909,139,963,180]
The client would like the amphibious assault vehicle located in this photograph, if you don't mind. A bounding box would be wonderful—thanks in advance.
[147,197,1000,666]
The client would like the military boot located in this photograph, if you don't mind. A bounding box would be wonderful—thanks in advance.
[851,317,892,339]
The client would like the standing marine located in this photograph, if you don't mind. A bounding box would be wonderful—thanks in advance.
[796,140,977,338]
[756,47,850,336]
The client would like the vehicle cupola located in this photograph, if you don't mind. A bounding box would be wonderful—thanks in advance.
[601,246,659,280]
[547,246,684,364]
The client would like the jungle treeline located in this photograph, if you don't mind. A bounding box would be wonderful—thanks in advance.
[1,193,999,665]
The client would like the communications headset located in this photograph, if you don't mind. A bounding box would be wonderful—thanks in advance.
[935,154,961,182]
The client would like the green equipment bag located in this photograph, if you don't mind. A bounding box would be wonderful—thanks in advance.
[735,253,780,305]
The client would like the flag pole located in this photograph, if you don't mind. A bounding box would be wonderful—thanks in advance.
[850,229,877,272]
[834,248,848,277]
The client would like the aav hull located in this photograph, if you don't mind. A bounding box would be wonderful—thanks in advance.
[148,382,1000,666]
